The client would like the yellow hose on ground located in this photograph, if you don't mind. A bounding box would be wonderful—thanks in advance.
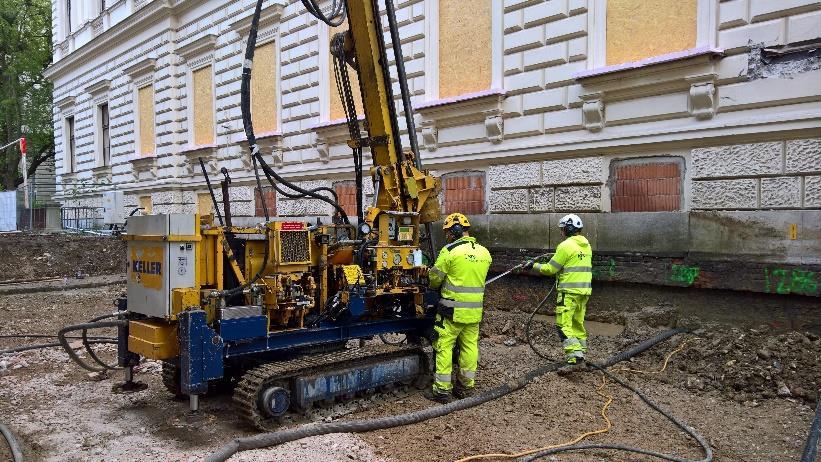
[453,339,694,462]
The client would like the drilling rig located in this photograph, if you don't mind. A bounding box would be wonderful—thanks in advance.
[113,0,441,428]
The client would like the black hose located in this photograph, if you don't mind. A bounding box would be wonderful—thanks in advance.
[0,340,116,356]
[525,284,558,362]
[205,329,690,462]
[252,155,270,221]
[200,157,224,226]
[801,397,821,462]
[0,423,23,462]
[384,0,420,166]
[0,334,113,340]
[58,320,128,372]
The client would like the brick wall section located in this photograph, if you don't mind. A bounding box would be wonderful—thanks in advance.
[443,172,486,215]
[254,187,277,217]
[488,246,820,297]
[334,181,358,218]
[612,162,681,212]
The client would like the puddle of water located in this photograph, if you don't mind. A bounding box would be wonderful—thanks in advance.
[532,314,624,337]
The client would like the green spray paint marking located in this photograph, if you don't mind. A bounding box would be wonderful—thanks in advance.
[764,268,817,295]
[593,258,616,279]
[670,264,700,285]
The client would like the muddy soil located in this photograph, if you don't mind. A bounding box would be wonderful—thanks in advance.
[1,285,816,461]
[0,233,126,282]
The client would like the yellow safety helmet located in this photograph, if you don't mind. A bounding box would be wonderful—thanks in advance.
[443,213,471,230]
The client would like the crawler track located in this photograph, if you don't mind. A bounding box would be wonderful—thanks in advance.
[233,343,432,430]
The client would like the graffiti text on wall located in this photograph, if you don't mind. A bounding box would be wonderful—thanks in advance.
[764,268,817,296]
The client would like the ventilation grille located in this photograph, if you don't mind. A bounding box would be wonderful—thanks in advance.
[280,230,310,263]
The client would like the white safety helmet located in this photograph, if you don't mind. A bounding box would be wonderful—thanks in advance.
[558,214,583,230]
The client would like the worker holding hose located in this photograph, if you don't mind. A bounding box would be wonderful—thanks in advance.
[426,213,492,403]
[524,214,592,371]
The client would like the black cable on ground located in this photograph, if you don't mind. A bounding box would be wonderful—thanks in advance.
[205,328,687,462]
[0,423,23,462]
[525,284,558,362]
[0,334,113,341]
[801,396,821,462]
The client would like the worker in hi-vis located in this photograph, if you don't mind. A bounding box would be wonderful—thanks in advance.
[524,214,593,370]
[427,213,492,403]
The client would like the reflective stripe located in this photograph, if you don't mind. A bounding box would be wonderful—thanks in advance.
[558,282,592,289]
[443,281,485,294]
[548,259,563,270]
[430,267,446,279]
[460,369,476,379]
[563,338,581,348]
[434,373,452,383]
[580,339,588,349]
[439,299,484,309]
[567,350,585,359]
[563,266,592,273]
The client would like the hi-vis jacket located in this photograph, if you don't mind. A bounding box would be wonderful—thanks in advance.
[429,236,492,324]
[534,235,593,295]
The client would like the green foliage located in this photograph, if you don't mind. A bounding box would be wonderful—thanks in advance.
[0,0,54,191]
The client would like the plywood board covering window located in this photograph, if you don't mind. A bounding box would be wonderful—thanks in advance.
[138,85,155,156]
[193,66,215,146]
[606,0,697,66]
[139,196,153,215]
[197,193,214,215]
[439,0,492,99]
[329,21,363,121]
[252,43,278,133]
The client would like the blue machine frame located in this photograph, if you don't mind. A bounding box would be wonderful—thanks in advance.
[177,309,433,395]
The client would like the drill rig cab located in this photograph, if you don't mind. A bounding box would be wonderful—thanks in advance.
[116,0,442,428]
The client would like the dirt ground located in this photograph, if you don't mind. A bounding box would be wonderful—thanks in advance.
[0,233,126,282]
[0,234,819,461]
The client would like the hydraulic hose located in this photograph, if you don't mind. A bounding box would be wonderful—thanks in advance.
[801,397,821,462]
[0,423,23,462]
[58,320,128,372]
[0,340,116,356]
[206,328,690,462]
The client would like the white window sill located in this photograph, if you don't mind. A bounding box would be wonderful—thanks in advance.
[575,46,724,81]
[414,89,507,150]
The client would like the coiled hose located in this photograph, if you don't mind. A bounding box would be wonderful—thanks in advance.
[0,423,23,462]
[58,320,128,372]
[802,397,821,462]
[205,328,690,462]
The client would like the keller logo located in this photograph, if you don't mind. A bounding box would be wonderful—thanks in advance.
[133,260,162,275]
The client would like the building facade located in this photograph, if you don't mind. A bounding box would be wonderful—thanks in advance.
[46,0,821,296]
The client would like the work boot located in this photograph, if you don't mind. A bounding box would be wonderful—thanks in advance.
[558,358,587,376]
[423,388,453,404]
[453,385,475,399]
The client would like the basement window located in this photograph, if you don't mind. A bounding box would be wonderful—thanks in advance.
[610,159,683,212]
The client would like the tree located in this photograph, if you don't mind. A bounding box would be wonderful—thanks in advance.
[0,0,54,191]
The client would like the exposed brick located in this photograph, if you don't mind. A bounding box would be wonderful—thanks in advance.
[443,172,486,215]
[334,181,358,217]
[254,186,277,217]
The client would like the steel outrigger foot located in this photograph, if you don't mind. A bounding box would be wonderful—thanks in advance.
[112,365,148,394]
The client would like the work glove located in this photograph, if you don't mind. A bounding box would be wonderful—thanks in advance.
[522,259,536,271]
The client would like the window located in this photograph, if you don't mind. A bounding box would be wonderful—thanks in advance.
[329,21,363,121]
[438,0,492,99]
[605,0,697,65]
[192,66,215,146]
[197,193,214,216]
[443,172,485,215]
[139,196,153,215]
[99,103,110,166]
[252,43,278,133]
[66,0,72,34]
[254,187,277,217]
[333,181,358,217]
[137,85,155,156]
[100,0,105,12]
[65,116,76,173]
[610,159,682,212]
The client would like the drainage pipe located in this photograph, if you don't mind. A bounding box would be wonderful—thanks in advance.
[206,328,689,462]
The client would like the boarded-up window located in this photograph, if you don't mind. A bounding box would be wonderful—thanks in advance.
[137,85,155,156]
[192,66,215,146]
[443,172,485,215]
[197,193,214,216]
[139,195,153,215]
[65,116,76,173]
[334,181,358,217]
[439,0,492,99]
[254,187,277,217]
[611,161,682,212]
[606,0,697,65]
[252,43,278,133]
[329,21,363,121]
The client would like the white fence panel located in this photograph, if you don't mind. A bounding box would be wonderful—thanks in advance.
[0,191,17,231]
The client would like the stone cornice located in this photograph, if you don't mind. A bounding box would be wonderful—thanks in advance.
[45,0,178,80]
[124,57,157,82]
[176,34,218,61]
[85,79,112,96]
[55,95,77,113]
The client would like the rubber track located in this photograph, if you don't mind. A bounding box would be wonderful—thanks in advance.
[233,343,431,430]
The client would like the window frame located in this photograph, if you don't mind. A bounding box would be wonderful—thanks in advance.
[586,0,718,69]
[98,102,110,167]
[65,116,76,173]
[423,0,503,102]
